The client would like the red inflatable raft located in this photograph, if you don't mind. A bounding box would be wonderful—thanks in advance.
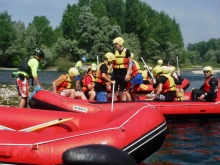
[30,89,220,121]
[0,106,166,165]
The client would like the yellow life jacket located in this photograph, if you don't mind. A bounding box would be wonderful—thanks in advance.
[112,48,128,69]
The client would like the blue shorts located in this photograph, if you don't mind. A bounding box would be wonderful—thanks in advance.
[74,75,80,81]
[96,92,107,102]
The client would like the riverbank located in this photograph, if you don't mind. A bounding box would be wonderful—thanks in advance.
[0,84,18,106]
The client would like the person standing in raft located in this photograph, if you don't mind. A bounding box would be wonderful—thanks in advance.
[52,67,87,100]
[81,64,97,101]
[16,48,44,108]
[94,52,115,102]
[191,66,219,101]
[111,37,132,101]
[74,57,87,91]
[126,53,143,101]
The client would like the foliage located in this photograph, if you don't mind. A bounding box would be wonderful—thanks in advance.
[0,1,219,69]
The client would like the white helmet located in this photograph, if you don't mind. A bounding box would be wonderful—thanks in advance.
[68,68,79,76]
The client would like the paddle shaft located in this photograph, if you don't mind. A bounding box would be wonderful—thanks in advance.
[0,125,16,131]
[141,57,155,81]
[97,55,99,66]
[19,117,73,132]
[176,55,179,69]
[111,84,115,112]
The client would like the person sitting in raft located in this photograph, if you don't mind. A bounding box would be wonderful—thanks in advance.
[74,57,87,91]
[94,52,116,102]
[142,65,153,84]
[52,67,87,100]
[81,65,97,101]
[168,66,185,100]
[191,66,219,101]
[146,66,177,101]
[126,53,143,101]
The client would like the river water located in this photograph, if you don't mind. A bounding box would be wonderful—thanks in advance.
[1,69,220,164]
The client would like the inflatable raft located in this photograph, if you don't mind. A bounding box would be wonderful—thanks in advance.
[30,89,220,121]
[0,106,166,165]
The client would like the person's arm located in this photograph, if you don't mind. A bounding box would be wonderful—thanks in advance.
[86,76,95,90]
[207,78,218,95]
[125,56,132,81]
[52,75,66,93]
[154,83,163,98]
[100,64,115,84]
[29,59,41,87]
[52,81,58,93]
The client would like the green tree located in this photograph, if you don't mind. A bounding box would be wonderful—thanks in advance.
[0,11,16,66]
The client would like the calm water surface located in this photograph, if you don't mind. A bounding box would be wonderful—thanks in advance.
[1,69,220,164]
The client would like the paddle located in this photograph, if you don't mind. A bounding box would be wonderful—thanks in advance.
[97,55,99,66]
[176,55,179,69]
[0,124,16,131]
[141,57,155,81]
[111,83,115,112]
[19,117,73,132]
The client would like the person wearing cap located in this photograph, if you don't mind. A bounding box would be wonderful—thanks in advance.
[82,64,97,101]
[191,66,219,101]
[75,57,87,91]
[111,37,132,101]
[52,67,87,100]
[16,48,44,108]
[126,53,143,101]
[94,52,116,102]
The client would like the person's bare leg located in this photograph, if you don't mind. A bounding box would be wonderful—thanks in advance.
[76,80,80,90]
[19,97,27,108]
[126,91,131,101]
[119,91,126,101]
[131,92,137,101]
[75,91,87,100]
[65,89,76,98]
[89,91,96,101]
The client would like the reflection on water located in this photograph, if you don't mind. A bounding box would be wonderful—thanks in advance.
[145,120,220,164]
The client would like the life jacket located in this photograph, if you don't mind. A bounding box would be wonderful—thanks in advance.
[82,73,96,91]
[142,70,148,81]
[17,57,33,78]
[161,74,176,94]
[57,74,72,94]
[203,76,219,93]
[96,63,107,85]
[112,48,128,69]
[130,60,142,79]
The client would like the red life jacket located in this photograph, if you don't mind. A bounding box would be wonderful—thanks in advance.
[161,74,176,94]
[130,60,142,79]
[96,63,107,85]
[82,73,95,92]
[57,74,72,94]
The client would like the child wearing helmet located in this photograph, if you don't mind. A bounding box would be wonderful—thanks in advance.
[81,64,97,101]
[74,57,87,91]
[191,66,219,101]
[94,52,116,102]
[52,67,87,100]
[126,53,143,101]
[111,37,132,101]
[16,48,45,108]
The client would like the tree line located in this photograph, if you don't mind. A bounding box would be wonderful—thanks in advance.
[0,0,219,71]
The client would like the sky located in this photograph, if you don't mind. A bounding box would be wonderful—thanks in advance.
[0,0,220,47]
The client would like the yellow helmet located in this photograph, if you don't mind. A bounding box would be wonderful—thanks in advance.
[161,66,169,74]
[113,37,124,45]
[203,66,213,74]
[131,53,134,59]
[91,65,97,71]
[152,66,163,76]
[91,63,97,68]
[105,52,115,62]
[68,67,79,76]
[168,66,176,73]
[157,59,163,65]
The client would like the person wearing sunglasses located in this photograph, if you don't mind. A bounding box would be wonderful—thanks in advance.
[191,66,219,101]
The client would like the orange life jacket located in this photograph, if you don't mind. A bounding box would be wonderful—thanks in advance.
[82,73,95,91]
[96,63,107,85]
[112,48,128,69]
[161,74,176,94]
[130,60,142,79]
[57,74,72,94]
